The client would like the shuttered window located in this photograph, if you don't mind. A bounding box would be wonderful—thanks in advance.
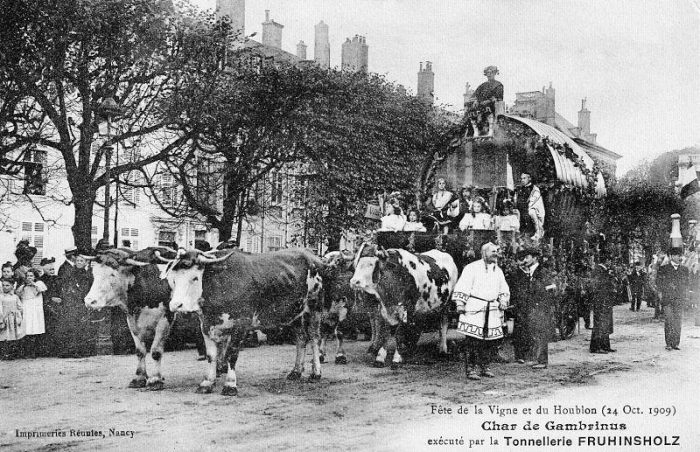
[20,221,45,265]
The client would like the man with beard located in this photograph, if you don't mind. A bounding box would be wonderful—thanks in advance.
[453,242,510,380]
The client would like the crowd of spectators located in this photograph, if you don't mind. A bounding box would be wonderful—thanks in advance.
[0,242,100,359]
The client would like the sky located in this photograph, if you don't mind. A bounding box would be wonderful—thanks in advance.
[196,0,700,175]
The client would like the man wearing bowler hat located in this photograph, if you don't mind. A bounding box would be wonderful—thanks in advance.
[515,248,556,369]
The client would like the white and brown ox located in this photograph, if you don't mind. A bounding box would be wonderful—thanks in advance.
[164,248,329,396]
[350,244,459,368]
[84,247,178,390]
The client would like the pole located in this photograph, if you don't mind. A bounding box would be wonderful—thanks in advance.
[103,143,112,242]
[113,137,119,248]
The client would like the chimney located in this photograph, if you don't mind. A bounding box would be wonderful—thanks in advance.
[314,21,330,69]
[296,41,307,60]
[262,10,283,49]
[543,82,555,126]
[578,98,590,135]
[463,82,474,109]
[417,60,434,104]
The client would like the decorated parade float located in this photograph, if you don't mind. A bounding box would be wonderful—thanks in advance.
[374,73,610,341]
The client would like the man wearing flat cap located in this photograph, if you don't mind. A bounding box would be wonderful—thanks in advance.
[466,65,504,137]
[453,242,510,380]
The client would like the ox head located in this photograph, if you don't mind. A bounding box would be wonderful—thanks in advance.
[349,243,386,298]
[161,249,234,313]
[322,250,355,272]
[84,248,151,309]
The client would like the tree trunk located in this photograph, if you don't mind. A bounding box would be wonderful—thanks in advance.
[71,191,97,251]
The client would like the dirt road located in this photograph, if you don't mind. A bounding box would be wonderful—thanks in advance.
[1,305,699,452]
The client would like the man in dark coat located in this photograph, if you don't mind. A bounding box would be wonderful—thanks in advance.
[628,261,646,312]
[589,254,616,354]
[656,248,689,350]
[512,248,556,368]
[507,252,531,363]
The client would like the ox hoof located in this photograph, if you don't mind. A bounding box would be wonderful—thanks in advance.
[335,355,348,365]
[196,384,214,394]
[128,378,147,389]
[146,380,164,391]
[372,361,385,368]
[221,386,238,397]
[390,362,403,370]
[308,374,322,382]
[287,371,302,381]
[319,355,326,364]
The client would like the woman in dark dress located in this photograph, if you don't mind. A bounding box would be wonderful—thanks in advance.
[54,254,96,358]
[38,258,60,356]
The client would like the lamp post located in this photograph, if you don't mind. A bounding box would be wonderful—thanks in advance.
[97,97,124,245]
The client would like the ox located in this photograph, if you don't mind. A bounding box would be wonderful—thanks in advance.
[350,244,459,368]
[165,248,328,396]
[84,248,177,390]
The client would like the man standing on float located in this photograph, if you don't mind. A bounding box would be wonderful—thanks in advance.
[515,172,545,241]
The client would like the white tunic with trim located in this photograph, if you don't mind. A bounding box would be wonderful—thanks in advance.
[452,259,510,340]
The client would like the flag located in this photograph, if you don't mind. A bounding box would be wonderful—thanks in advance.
[680,164,700,200]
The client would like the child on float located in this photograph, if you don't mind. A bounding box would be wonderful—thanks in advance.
[458,197,493,231]
[403,209,427,232]
[0,278,24,360]
[16,268,47,358]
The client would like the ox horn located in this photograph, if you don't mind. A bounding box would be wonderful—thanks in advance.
[122,258,150,267]
[196,250,234,264]
[154,250,175,263]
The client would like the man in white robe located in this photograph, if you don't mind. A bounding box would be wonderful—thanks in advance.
[453,242,510,380]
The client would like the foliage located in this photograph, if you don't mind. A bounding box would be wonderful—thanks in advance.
[0,0,227,248]
[599,163,684,256]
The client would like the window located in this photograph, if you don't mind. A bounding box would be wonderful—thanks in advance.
[194,230,207,241]
[23,150,47,195]
[266,235,282,252]
[196,158,223,207]
[159,173,178,207]
[290,176,307,208]
[269,171,284,205]
[158,230,176,248]
[20,221,45,265]
[244,236,253,253]
[120,172,141,207]
[120,228,139,249]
